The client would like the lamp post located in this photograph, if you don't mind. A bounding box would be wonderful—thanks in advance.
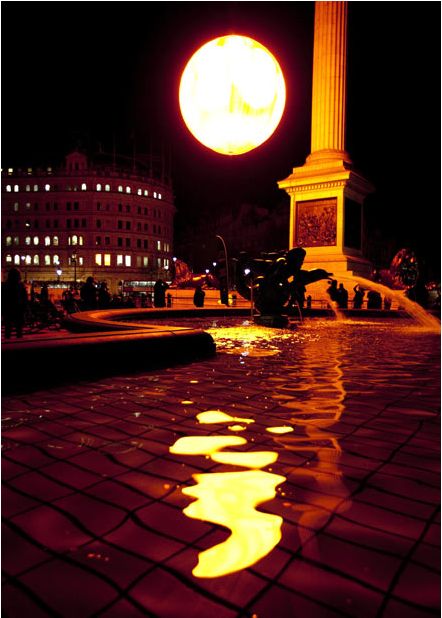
[56,267,62,283]
[71,252,77,288]
[244,268,254,319]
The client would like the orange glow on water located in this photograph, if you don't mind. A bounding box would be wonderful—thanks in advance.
[179,35,286,155]
[266,426,294,434]
[170,435,246,456]
[197,410,254,425]
[182,470,285,577]
[211,450,278,468]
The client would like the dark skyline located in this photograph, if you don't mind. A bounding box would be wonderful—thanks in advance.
[2,2,441,275]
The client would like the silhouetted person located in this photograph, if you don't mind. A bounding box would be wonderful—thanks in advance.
[367,290,382,309]
[40,282,49,304]
[153,279,168,308]
[220,285,229,306]
[98,281,111,308]
[80,276,97,310]
[352,285,365,309]
[326,279,338,302]
[306,295,312,309]
[193,285,205,307]
[166,292,172,308]
[336,283,348,309]
[3,267,28,338]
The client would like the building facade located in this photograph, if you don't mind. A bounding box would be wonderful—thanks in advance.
[1,150,175,293]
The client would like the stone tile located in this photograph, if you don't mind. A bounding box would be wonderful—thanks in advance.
[1,582,52,618]
[392,561,441,610]
[137,501,211,543]
[20,559,119,617]
[12,505,93,551]
[2,521,49,575]
[249,583,345,618]
[104,519,185,562]
[130,567,238,618]
[11,470,74,501]
[2,485,40,518]
[84,479,152,511]
[52,493,125,536]
[280,558,383,617]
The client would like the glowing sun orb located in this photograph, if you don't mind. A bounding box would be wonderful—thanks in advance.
[179,34,286,155]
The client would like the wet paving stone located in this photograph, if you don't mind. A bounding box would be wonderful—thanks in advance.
[2,318,440,616]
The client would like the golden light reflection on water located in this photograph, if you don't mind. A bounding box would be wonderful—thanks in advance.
[183,470,285,578]
[266,426,294,434]
[197,410,254,425]
[170,426,285,577]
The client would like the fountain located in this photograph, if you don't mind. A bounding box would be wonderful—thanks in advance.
[233,246,440,332]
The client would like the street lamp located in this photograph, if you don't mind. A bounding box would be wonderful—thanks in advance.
[216,234,229,305]
[56,267,62,283]
[244,268,254,319]
[71,252,77,288]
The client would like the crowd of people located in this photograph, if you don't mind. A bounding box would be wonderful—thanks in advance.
[326,279,390,310]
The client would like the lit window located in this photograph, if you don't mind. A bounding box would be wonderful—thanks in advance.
[45,255,51,265]
[137,188,142,196]
[53,236,59,246]
[53,255,60,265]
[104,254,111,266]
[79,257,83,266]
[96,183,102,191]
[14,255,20,265]
[118,185,123,192]
[14,185,19,192]
[7,168,13,174]
[136,256,142,267]
[13,236,19,245]
[143,256,148,267]
[26,202,31,209]
[25,236,31,245]
[95,253,102,266]
[125,255,131,267]
[71,235,78,246]
[157,240,161,250]
[25,255,32,265]
[157,258,161,268]
[117,254,123,266]
[44,184,51,191]
[158,193,162,199]
[126,186,131,194]
[45,236,51,246]
[144,189,148,196]
[33,236,39,245]
[6,185,12,192]
[105,184,110,191]
[154,192,157,198]
[81,183,87,191]
[33,255,39,265]
[164,258,169,269]
[34,184,38,192]
[79,235,84,245]
[27,168,32,175]
[13,202,19,211]
[26,184,31,192]
[6,254,12,263]
[6,236,12,246]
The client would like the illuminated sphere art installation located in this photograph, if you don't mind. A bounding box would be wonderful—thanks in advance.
[179,35,286,155]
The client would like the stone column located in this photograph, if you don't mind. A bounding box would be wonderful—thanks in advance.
[278,1,374,278]
[308,1,351,164]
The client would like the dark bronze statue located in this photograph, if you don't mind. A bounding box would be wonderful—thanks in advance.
[235,247,331,325]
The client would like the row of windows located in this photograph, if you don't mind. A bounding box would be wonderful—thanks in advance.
[4,234,170,252]
[4,218,167,235]
[95,254,169,269]
[5,183,163,199]
[6,254,69,266]
[5,253,170,270]
[8,201,167,219]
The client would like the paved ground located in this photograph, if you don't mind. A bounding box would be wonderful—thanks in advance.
[2,317,440,617]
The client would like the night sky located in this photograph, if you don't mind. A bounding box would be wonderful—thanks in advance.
[2,2,441,276]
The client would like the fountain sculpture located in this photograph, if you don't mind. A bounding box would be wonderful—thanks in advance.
[235,247,331,327]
